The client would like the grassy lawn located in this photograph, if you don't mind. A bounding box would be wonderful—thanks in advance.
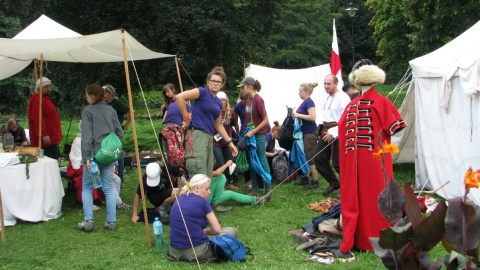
[3,161,444,269]
[2,84,449,269]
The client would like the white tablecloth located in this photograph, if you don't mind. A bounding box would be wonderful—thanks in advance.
[0,156,64,226]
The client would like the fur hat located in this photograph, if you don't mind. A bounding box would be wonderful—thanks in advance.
[348,59,386,88]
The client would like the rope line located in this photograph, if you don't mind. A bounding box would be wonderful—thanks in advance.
[124,36,202,269]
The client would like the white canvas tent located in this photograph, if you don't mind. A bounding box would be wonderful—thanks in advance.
[393,20,480,204]
[245,64,342,130]
[0,15,172,80]
[0,14,174,245]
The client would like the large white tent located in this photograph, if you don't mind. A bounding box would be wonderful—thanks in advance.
[0,15,172,80]
[393,20,480,204]
[245,64,341,129]
[0,14,174,245]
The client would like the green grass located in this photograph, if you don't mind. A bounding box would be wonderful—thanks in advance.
[2,163,435,269]
[0,159,446,269]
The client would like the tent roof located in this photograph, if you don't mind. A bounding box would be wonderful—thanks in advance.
[409,20,480,78]
[0,15,173,80]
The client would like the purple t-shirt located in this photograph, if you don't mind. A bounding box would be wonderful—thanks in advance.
[233,101,246,134]
[265,133,275,153]
[169,194,213,249]
[163,102,192,125]
[245,94,268,134]
[296,98,317,134]
[191,87,222,135]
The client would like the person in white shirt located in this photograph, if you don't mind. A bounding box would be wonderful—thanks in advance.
[310,75,351,194]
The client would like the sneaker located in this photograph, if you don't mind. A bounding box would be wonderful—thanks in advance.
[116,202,133,210]
[213,205,232,213]
[294,176,310,185]
[304,180,320,190]
[225,183,239,191]
[255,194,271,205]
[247,189,260,196]
[322,182,340,195]
[104,222,116,230]
[155,206,170,223]
[77,220,94,231]
[245,181,252,189]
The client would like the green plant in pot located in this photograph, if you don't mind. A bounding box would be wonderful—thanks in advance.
[370,141,480,269]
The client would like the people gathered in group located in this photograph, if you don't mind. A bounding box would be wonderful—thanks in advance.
[14,62,406,267]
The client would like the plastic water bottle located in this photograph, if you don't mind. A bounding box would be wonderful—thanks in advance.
[153,217,167,252]
[90,157,102,188]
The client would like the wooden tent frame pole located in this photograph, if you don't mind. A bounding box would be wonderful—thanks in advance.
[121,30,152,248]
[175,56,184,93]
[0,187,6,244]
[37,55,44,148]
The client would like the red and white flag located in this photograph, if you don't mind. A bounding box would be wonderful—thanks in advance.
[330,19,343,85]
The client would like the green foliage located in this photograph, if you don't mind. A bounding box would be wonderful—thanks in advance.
[366,0,480,81]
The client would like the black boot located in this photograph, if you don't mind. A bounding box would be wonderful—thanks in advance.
[294,176,310,185]
[304,180,319,189]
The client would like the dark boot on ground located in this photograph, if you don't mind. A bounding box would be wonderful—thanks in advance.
[304,180,319,189]
[294,176,310,185]
[322,182,340,195]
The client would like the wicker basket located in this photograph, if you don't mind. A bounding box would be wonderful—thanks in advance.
[18,147,40,157]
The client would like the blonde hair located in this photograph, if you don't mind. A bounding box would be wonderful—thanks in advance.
[181,174,211,195]
[299,82,318,95]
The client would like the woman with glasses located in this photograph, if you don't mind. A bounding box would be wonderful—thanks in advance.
[175,67,238,178]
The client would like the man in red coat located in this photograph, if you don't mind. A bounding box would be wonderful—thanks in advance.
[27,77,62,160]
[335,60,406,259]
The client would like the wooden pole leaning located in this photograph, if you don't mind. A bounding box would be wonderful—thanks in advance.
[175,56,184,93]
[0,187,6,244]
[121,30,152,248]
[38,55,44,148]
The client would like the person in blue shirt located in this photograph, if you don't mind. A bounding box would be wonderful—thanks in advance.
[169,174,237,263]
[175,67,238,178]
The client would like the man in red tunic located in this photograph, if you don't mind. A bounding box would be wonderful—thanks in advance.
[336,60,406,256]
[27,77,62,160]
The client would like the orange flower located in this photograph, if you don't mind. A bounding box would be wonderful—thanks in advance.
[382,141,400,154]
[464,167,479,189]
[372,147,384,161]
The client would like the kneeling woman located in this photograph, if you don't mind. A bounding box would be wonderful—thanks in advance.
[169,174,238,263]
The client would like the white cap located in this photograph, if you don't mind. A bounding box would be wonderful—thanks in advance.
[35,77,51,89]
[217,91,227,100]
[146,163,161,187]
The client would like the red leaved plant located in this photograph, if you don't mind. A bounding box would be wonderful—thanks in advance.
[370,139,480,269]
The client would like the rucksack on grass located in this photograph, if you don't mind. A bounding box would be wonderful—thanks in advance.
[272,150,288,182]
[210,234,251,262]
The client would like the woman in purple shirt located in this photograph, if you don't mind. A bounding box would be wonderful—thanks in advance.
[169,174,237,262]
[175,67,238,178]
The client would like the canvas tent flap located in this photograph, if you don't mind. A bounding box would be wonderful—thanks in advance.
[245,63,336,132]
[0,15,173,80]
[404,20,480,205]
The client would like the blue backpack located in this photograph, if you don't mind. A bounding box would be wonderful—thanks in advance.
[210,234,249,262]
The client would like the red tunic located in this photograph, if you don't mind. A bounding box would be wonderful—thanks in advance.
[338,87,406,252]
[27,93,62,147]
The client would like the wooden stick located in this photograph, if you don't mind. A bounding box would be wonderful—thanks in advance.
[38,55,44,148]
[414,181,450,195]
[175,56,184,93]
[0,187,6,244]
[121,30,152,248]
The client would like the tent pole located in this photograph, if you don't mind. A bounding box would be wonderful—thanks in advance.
[38,55,44,148]
[0,187,6,244]
[175,56,184,93]
[121,30,152,248]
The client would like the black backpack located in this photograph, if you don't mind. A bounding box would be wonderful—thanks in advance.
[272,151,289,182]
[278,107,294,150]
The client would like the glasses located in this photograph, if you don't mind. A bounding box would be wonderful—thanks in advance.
[209,80,223,85]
